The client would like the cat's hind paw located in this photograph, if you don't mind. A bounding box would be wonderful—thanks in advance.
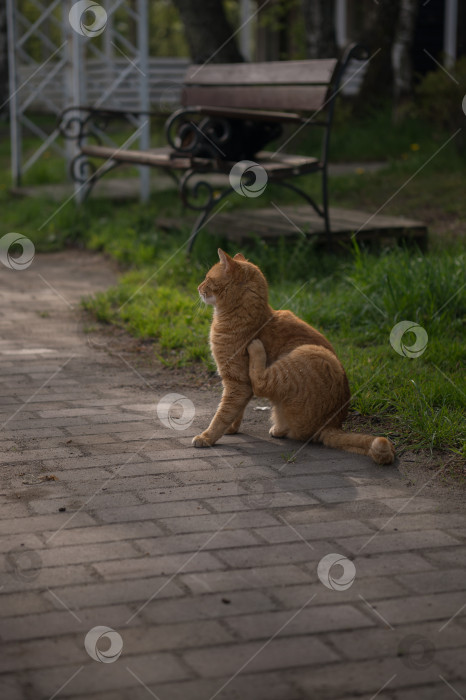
[192,433,213,448]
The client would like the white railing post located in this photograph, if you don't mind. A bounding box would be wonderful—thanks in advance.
[137,0,150,203]
[64,0,86,203]
[6,0,21,186]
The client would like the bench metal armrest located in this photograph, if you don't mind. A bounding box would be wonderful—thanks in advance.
[58,105,157,146]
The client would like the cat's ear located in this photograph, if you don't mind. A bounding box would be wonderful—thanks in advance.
[233,253,247,261]
[218,248,235,272]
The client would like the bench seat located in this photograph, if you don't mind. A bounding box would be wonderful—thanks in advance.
[81,144,320,178]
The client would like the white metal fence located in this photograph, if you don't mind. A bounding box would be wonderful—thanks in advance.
[17,57,190,113]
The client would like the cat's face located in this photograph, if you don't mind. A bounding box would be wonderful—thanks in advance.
[198,249,268,309]
[197,272,218,306]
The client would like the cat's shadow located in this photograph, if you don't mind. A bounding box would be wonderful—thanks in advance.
[181,424,401,514]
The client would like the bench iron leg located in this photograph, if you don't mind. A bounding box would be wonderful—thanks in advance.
[321,164,332,250]
[273,179,324,218]
[274,172,332,249]
[186,186,236,254]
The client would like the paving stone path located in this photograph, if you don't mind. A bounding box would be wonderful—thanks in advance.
[0,251,465,700]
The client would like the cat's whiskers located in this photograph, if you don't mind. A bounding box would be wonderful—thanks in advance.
[192,295,207,319]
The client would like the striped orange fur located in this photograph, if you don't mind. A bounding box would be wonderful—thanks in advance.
[192,249,395,465]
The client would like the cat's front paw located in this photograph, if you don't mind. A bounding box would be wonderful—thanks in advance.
[269,425,288,438]
[192,433,213,448]
[247,339,265,357]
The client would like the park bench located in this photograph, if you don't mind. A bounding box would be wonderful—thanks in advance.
[59,43,365,251]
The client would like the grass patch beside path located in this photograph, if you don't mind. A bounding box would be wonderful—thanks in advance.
[1,113,464,460]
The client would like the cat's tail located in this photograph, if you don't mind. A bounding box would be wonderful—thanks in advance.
[319,427,395,465]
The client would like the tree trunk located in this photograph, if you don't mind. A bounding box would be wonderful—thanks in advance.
[171,0,244,64]
[352,0,401,114]
[392,0,419,104]
[301,0,336,59]
[0,1,8,119]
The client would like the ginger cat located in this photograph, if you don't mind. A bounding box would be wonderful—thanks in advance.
[193,249,395,465]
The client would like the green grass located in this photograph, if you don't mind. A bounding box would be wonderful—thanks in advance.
[85,272,213,367]
[1,110,465,458]
[292,99,443,163]
[82,240,465,455]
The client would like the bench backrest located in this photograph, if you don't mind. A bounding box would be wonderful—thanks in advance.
[182,59,339,113]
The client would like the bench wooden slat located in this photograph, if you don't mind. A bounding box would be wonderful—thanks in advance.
[183,85,329,113]
[81,145,211,169]
[254,151,320,172]
[185,60,338,86]
[194,106,305,123]
[80,145,319,178]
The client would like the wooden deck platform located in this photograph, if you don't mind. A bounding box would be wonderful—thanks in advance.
[158,205,428,249]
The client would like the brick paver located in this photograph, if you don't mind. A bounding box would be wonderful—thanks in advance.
[0,251,465,699]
